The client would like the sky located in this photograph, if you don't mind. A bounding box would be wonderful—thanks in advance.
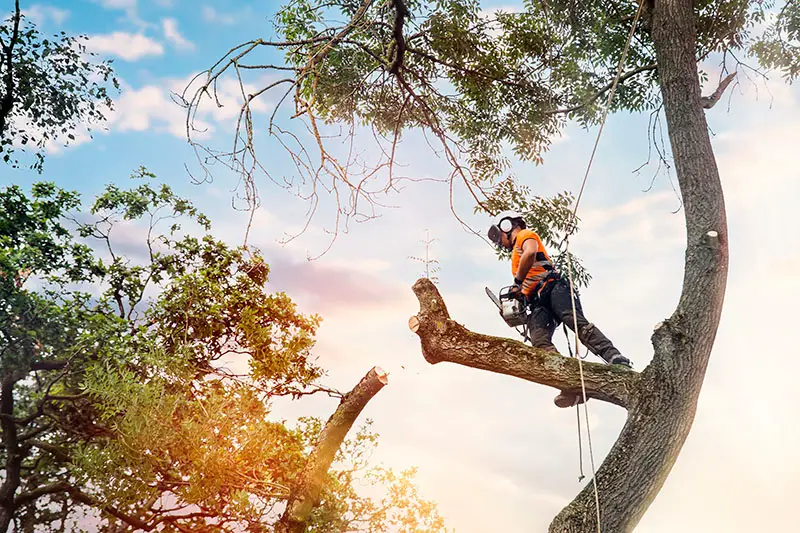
[2,1,800,532]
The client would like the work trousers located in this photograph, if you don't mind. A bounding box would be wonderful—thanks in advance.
[527,280,621,362]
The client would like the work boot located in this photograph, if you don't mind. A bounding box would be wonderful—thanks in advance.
[553,391,587,409]
[608,354,633,368]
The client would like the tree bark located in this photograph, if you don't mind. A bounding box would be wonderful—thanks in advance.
[276,366,389,533]
[408,281,639,408]
[0,0,21,140]
[0,375,22,533]
[409,0,729,530]
[551,0,728,527]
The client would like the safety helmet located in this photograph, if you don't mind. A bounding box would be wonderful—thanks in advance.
[487,211,527,246]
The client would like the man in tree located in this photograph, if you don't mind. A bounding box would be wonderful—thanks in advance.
[189,0,800,527]
[488,212,632,407]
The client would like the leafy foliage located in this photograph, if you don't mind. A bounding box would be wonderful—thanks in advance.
[268,0,784,172]
[0,177,447,532]
[190,0,800,247]
[0,9,117,172]
[751,1,800,80]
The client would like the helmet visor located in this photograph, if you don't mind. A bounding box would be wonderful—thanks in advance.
[487,225,503,246]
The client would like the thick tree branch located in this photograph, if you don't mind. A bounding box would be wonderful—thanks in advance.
[408,278,638,408]
[388,0,409,74]
[13,480,187,531]
[700,71,736,109]
[276,366,389,533]
[17,424,54,443]
[29,360,68,371]
[13,481,70,509]
[67,487,153,531]
[28,440,72,464]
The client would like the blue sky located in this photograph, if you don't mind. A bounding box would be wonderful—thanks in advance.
[3,1,800,532]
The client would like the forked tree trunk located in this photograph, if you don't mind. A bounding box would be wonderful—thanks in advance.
[410,0,729,530]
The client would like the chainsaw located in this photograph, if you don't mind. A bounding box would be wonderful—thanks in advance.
[485,285,528,328]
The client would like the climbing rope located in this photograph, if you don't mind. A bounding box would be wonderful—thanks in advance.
[561,1,646,531]
[564,326,589,481]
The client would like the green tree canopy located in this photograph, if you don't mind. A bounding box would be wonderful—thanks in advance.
[0,176,447,532]
[184,0,799,234]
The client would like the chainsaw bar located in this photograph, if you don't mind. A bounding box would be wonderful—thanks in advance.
[485,286,502,310]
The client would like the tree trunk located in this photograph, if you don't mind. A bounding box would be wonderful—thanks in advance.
[0,0,20,141]
[0,375,22,533]
[551,0,728,528]
[276,366,389,533]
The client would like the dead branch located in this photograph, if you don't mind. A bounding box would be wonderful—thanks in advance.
[409,278,638,407]
[276,366,388,533]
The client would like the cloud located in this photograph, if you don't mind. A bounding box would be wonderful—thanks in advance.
[31,67,277,150]
[86,32,164,61]
[105,84,189,138]
[264,253,407,314]
[99,72,275,141]
[97,0,136,8]
[23,4,70,25]
[202,6,236,25]
[93,0,151,31]
[95,0,137,11]
[161,18,194,51]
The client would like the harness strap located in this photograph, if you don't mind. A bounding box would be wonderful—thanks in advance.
[531,271,561,299]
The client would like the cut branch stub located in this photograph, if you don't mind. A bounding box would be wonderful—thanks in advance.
[276,366,388,533]
[700,72,736,109]
[410,278,638,408]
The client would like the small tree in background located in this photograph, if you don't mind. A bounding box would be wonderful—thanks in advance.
[0,177,448,532]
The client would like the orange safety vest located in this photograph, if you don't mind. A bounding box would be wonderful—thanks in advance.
[511,229,555,297]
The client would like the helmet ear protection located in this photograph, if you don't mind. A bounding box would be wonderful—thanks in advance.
[498,217,515,233]
[488,213,526,246]
[487,224,503,245]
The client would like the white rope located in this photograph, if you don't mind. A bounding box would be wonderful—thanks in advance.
[562,2,646,531]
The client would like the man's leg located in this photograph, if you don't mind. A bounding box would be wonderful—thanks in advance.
[527,306,558,353]
[547,281,631,367]
[526,302,585,408]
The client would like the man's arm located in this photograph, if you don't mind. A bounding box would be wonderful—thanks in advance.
[515,239,538,282]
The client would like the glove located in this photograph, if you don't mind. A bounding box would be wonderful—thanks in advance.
[508,277,524,298]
